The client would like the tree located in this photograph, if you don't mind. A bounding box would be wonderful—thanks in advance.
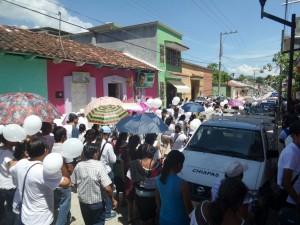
[272,51,300,92]
[236,74,246,82]
[256,76,264,84]
[207,63,234,84]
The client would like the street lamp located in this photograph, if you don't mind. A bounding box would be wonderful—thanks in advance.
[259,0,296,113]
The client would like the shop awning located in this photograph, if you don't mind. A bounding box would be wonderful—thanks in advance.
[165,41,189,52]
[191,74,203,80]
[168,80,191,93]
[166,71,189,79]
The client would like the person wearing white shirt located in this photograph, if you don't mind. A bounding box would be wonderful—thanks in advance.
[100,126,117,221]
[170,124,188,151]
[277,120,300,207]
[0,135,16,225]
[10,137,70,225]
[52,126,75,225]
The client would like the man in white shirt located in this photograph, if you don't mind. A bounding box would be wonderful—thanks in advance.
[63,113,79,139]
[10,137,70,225]
[100,126,117,220]
[277,120,300,208]
[52,127,75,225]
[170,124,188,151]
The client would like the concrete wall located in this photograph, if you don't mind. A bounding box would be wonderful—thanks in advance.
[182,62,213,97]
[0,55,48,97]
[157,24,182,72]
[47,60,158,114]
[71,26,158,67]
[212,84,227,97]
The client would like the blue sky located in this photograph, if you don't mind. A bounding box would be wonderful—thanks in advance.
[0,0,299,77]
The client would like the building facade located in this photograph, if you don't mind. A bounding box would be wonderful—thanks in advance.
[0,25,156,114]
[181,61,213,100]
[69,22,190,106]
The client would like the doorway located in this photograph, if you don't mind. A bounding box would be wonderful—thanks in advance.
[108,82,120,99]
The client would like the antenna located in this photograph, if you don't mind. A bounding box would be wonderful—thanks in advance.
[58,11,66,59]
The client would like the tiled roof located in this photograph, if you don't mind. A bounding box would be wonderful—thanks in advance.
[0,25,156,71]
[228,80,252,88]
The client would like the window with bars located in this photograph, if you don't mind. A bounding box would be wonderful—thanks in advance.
[166,48,180,66]
[160,44,165,63]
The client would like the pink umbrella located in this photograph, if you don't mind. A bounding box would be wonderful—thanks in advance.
[139,102,148,110]
[228,99,244,107]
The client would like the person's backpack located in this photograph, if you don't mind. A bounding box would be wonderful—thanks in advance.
[71,125,79,138]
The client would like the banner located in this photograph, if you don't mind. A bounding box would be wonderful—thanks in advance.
[136,72,155,88]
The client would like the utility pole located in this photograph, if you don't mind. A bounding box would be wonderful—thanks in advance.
[253,70,261,97]
[218,31,237,96]
[259,0,296,114]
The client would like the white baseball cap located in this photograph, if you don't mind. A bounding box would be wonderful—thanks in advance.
[225,161,248,178]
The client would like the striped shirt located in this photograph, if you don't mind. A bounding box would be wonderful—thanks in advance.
[71,159,112,204]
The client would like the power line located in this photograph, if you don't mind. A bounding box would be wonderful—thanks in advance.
[191,0,227,31]
[208,0,250,54]
[2,0,160,54]
[127,0,208,48]
[43,0,149,40]
[223,54,275,60]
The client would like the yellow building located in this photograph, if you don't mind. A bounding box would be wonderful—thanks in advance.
[182,61,213,101]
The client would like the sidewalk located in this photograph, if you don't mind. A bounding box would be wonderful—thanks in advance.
[70,192,127,225]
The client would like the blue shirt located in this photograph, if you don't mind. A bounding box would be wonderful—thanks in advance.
[157,173,189,225]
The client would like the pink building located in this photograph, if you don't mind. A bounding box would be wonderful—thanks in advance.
[0,25,157,115]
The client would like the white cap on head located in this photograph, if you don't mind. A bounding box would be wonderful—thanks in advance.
[225,161,248,178]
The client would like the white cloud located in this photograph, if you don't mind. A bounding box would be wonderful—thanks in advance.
[0,0,93,33]
[228,64,278,78]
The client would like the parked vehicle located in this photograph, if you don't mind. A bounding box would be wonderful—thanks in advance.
[195,96,208,104]
[179,114,278,224]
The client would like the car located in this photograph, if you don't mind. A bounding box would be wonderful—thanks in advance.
[215,96,231,104]
[179,115,278,204]
[195,96,208,104]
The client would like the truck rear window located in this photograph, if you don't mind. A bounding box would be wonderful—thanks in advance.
[188,126,264,161]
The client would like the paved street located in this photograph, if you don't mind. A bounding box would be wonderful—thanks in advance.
[70,191,127,225]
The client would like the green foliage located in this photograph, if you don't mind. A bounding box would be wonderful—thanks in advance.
[207,63,234,84]
[271,51,300,92]
[256,76,265,84]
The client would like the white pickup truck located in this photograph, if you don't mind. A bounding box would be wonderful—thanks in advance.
[180,114,278,202]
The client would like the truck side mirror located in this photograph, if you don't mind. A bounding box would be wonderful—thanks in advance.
[267,150,279,159]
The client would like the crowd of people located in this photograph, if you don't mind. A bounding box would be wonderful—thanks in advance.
[1,95,300,225]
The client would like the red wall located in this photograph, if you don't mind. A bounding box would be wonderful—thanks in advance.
[47,60,158,114]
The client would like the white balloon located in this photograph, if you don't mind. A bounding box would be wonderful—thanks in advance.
[61,138,84,158]
[190,119,201,131]
[146,98,154,107]
[173,96,180,102]
[223,99,228,104]
[152,98,162,108]
[0,125,4,135]
[172,96,180,105]
[23,115,42,136]
[155,109,162,118]
[239,106,244,110]
[43,153,63,174]
[3,124,26,142]
[207,107,214,112]
[220,102,225,107]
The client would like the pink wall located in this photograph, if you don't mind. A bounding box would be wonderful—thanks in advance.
[47,60,158,114]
